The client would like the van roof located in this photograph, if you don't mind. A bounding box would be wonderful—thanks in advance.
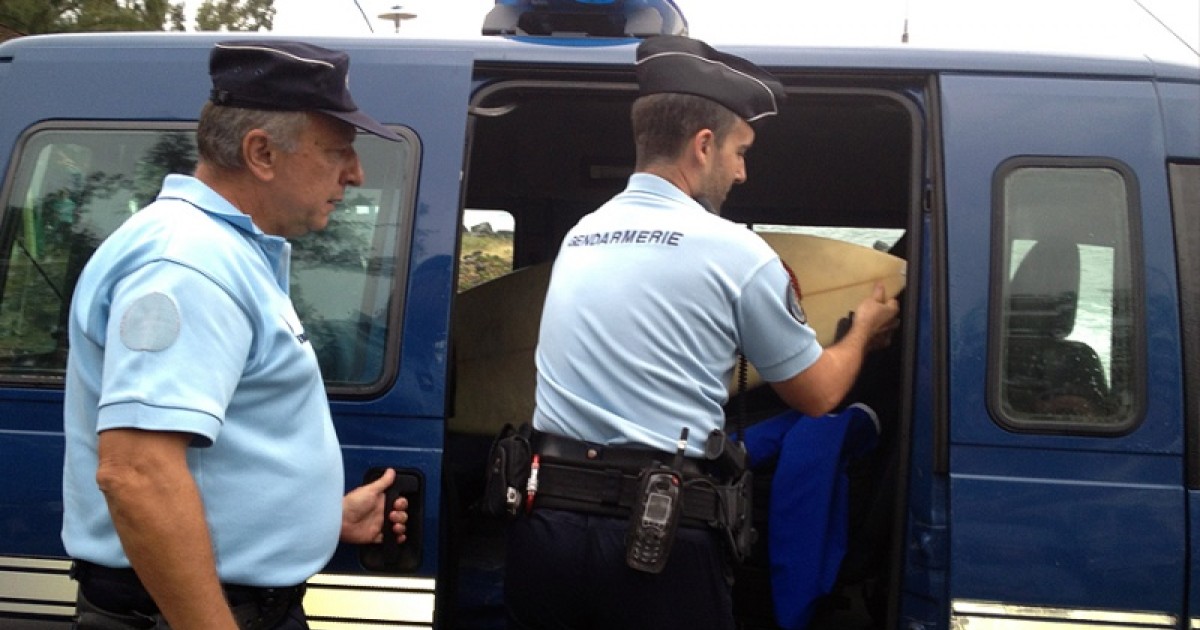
[1,31,1196,82]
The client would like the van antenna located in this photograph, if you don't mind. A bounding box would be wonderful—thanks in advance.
[352,0,377,33]
[900,0,911,43]
[1130,0,1199,57]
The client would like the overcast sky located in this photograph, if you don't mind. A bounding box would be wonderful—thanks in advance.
[257,0,1200,65]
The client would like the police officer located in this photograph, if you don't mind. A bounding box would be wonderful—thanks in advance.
[504,35,900,629]
[62,41,408,629]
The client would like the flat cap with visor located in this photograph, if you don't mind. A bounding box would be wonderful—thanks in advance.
[209,40,403,142]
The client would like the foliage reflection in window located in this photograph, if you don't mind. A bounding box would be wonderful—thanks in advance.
[0,127,411,389]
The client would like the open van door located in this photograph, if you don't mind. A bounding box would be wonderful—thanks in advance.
[938,69,1184,627]
[0,37,474,629]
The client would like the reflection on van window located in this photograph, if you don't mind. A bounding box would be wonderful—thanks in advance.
[0,127,412,390]
[459,209,514,292]
[995,165,1139,429]
[291,133,412,388]
[0,129,192,377]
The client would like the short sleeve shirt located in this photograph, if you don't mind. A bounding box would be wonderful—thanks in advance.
[534,173,822,456]
[61,174,343,587]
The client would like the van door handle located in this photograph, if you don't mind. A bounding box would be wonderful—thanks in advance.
[359,466,424,573]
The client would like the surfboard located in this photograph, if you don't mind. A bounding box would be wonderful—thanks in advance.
[451,262,551,435]
[734,232,906,390]
[450,233,905,435]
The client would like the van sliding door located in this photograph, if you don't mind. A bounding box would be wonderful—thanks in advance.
[939,72,1182,627]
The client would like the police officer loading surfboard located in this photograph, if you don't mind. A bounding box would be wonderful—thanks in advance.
[501,35,900,629]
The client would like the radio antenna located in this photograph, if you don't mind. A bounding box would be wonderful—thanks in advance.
[1131,0,1199,57]
[352,0,377,33]
[901,0,911,43]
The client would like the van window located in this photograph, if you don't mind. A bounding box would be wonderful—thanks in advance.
[459,209,514,292]
[0,125,413,390]
[991,161,1142,432]
[1171,162,1200,487]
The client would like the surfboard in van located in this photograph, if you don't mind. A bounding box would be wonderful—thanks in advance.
[450,232,906,434]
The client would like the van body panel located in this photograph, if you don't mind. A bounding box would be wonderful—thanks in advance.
[897,217,950,628]
[1159,81,1200,158]
[941,72,1185,617]
[944,74,1175,450]
[0,393,68,558]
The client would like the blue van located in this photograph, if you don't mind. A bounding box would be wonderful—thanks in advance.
[0,3,1197,628]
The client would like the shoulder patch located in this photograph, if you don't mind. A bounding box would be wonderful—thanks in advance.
[786,281,807,325]
[120,292,181,352]
[780,260,806,325]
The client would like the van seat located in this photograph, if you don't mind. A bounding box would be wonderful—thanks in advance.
[1003,239,1109,416]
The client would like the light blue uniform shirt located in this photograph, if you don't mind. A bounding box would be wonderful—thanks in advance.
[534,173,822,456]
[62,174,343,587]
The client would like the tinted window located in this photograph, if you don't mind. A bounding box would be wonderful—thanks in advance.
[991,161,1142,432]
[0,125,412,390]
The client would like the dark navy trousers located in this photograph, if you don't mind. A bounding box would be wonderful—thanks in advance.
[504,508,734,630]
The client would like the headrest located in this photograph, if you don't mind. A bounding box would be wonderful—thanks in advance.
[1008,239,1080,339]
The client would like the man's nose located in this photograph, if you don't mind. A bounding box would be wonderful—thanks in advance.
[343,152,365,187]
[734,166,747,185]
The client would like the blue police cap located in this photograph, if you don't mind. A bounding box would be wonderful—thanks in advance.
[635,35,785,124]
[209,40,402,142]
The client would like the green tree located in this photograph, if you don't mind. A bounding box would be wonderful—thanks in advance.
[0,0,273,34]
[195,0,274,31]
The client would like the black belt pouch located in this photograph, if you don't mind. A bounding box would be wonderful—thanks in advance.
[482,422,533,517]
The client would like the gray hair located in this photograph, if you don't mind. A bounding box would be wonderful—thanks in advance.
[196,102,309,170]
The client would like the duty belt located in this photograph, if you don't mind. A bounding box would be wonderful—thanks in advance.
[70,560,305,630]
[530,430,724,525]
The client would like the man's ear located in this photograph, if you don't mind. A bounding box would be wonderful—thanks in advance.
[688,128,716,166]
[242,129,276,181]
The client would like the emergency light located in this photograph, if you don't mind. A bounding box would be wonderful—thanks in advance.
[482,0,688,38]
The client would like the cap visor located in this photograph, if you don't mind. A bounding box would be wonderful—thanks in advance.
[324,109,404,142]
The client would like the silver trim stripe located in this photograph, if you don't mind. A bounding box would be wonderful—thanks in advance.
[0,557,75,618]
[0,556,435,629]
[306,573,434,629]
[952,599,1177,629]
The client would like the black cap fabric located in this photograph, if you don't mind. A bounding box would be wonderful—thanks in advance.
[209,40,402,142]
[635,35,785,124]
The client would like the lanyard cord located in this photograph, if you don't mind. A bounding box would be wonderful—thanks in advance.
[734,258,803,443]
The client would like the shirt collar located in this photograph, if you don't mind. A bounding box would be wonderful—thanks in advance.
[156,174,291,283]
[625,172,707,213]
[156,173,266,237]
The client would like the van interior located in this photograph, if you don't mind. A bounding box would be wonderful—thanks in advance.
[444,77,920,629]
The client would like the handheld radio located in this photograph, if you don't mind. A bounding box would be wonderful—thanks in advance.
[625,428,688,574]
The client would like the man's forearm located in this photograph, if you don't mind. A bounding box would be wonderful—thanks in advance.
[97,429,238,630]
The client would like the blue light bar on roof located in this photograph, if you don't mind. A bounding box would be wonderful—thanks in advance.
[482,0,688,38]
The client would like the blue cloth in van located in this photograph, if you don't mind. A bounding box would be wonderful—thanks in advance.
[743,403,880,630]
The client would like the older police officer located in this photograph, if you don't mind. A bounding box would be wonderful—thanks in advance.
[62,41,408,630]
[504,35,899,629]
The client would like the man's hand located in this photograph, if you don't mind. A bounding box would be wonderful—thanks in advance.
[341,467,409,545]
[851,283,900,351]
[769,283,901,417]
